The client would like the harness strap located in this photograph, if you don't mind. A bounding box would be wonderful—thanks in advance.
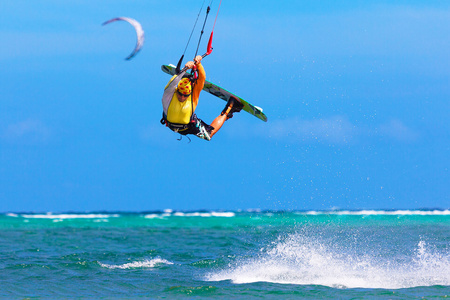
[160,112,197,134]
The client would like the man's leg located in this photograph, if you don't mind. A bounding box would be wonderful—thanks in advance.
[209,97,243,138]
[209,112,229,138]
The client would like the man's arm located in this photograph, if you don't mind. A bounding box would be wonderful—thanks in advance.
[192,56,205,109]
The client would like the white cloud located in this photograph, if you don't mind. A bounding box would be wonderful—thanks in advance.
[1,119,51,144]
[264,115,356,144]
[232,116,421,145]
[378,119,420,142]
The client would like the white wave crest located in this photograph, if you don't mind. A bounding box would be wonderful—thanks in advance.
[144,213,171,219]
[173,212,235,217]
[144,211,235,218]
[20,213,119,219]
[100,258,173,270]
[206,234,450,289]
[303,210,450,216]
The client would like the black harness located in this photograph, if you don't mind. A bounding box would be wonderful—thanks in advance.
[160,113,198,135]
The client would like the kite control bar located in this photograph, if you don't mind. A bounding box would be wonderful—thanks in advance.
[177,32,213,75]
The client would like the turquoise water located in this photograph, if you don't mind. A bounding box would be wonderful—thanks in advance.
[1,210,449,299]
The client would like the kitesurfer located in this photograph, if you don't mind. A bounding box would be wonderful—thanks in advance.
[161,55,243,141]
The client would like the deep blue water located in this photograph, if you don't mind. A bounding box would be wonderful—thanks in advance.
[0,210,449,298]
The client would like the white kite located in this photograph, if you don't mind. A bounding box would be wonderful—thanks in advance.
[102,17,145,60]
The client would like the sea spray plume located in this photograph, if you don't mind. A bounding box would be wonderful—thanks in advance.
[205,231,450,289]
[206,231,378,287]
[410,241,450,286]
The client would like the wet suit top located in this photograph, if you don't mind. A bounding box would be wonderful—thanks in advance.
[161,63,205,124]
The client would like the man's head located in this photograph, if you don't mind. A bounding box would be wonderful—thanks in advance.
[176,78,192,101]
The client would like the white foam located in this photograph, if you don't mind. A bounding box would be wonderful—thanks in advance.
[144,213,170,219]
[20,213,119,219]
[302,210,450,216]
[211,212,235,217]
[206,234,450,289]
[99,258,173,270]
[145,211,235,218]
[173,212,210,217]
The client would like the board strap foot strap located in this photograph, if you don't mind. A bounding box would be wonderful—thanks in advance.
[221,97,244,119]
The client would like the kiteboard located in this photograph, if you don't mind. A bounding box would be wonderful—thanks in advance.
[161,64,268,122]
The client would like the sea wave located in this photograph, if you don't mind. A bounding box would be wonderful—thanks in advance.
[302,209,450,216]
[99,258,173,270]
[206,233,450,289]
[3,210,449,219]
[144,211,235,218]
[17,213,120,219]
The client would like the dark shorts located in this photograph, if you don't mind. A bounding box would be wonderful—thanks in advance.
[164,114,213,141]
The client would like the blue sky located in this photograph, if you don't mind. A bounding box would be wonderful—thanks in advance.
[0,1,449,212]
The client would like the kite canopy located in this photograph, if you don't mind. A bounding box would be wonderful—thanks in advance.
[102,17,145,60]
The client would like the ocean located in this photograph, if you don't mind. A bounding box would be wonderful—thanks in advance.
[0,210,449,299]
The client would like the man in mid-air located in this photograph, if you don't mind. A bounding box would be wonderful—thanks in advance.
[160,55,242,141]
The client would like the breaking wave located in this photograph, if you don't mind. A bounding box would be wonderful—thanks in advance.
[99,258,173,270]
[302,210,450,216]
[16,213,119,219]
[206,233,450,289]
[144,211,235,218]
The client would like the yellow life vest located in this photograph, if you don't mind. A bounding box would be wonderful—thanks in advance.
[166,93,193,124]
